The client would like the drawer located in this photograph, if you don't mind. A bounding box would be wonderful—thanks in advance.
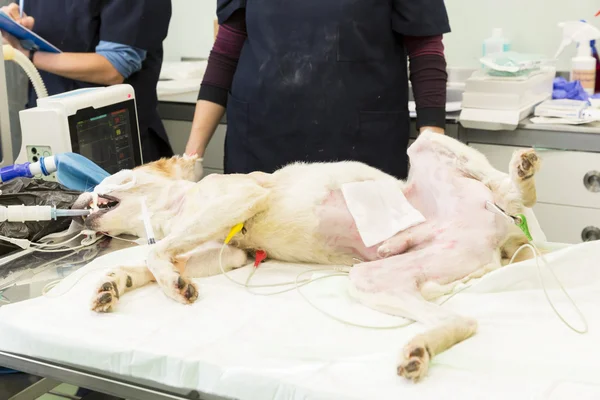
[469,143,600,209]
[533,202,600,244]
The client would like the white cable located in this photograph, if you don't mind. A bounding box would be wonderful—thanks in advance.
[217,244,313,288]
[509,242,588,334]
[218,235,589,332]
[217,241,471,330]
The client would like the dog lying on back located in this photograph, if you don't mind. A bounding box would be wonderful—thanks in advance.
[73,131,540,381]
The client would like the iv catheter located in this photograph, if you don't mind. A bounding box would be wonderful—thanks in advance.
[485,201,533,241]
[0,205,92,222]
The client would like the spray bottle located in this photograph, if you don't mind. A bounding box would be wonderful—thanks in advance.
[555,20,600,95]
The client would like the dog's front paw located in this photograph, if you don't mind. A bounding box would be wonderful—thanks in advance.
[512,149,540,180]
[164,275,199,304]
[91,279,120,313]
[397,337,431,382]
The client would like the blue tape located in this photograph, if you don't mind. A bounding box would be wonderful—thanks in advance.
[39,157,49,176]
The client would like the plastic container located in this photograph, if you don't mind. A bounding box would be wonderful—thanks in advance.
[571,42,597,95]
[482,28,510,56]
[462,67,555,110]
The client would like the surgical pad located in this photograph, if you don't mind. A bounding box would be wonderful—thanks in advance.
[0,241,599,399]
[341,179,426,247]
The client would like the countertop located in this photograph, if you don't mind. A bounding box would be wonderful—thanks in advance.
[156,88,600,136]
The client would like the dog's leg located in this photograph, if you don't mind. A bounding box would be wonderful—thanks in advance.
[397,316,477,382]
[350,251,483,382]
[415,132,541,214]
[146,175,270,304]
[178,244,249,278]
[91,264,155,312]
[377,221,438,258]
[506,148,540,209]
[413,131,505,183]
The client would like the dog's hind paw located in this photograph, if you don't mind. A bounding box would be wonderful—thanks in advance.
[512,149,540,180]
[164,275,199,304]
[91,280,120,313]
[397,338,431,382]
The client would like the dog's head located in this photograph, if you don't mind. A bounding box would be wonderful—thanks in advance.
[72,154,203,236]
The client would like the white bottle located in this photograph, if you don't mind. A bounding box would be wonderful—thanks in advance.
[571,41,597,95]
[482,28,510,56]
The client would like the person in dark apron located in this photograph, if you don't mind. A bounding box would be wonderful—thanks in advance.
[0,1,174,164]
[187,0,450,179]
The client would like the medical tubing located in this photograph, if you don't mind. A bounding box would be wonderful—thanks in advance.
[0,156,57,183]
[54,209,93,218]
[0,162,33,182]
[218,226,589,332]
[509,243,588,334]
[3,44,48,98]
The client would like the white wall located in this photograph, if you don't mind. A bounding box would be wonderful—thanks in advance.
[164,0,600,70]
[444,0,599,71]
[163,0,215,61]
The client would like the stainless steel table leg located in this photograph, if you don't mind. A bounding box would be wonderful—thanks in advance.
[8,377,61,400]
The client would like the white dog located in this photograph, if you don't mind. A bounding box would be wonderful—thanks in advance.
[73,131,540,381]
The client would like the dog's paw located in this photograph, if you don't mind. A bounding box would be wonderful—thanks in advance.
[164,275,199,304]
[512,149,540,180]
[91,279,120,313]
[397,338,431,382]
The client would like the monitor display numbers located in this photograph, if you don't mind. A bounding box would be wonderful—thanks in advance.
[75,108,135,174]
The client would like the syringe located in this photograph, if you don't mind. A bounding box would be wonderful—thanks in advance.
[0,205,92,222]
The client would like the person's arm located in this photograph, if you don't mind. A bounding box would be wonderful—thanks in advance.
[29,51,125,85]
[404,35,448,134]
[0,3,133,86]
[185,9,247,156]
[391,0,450,134]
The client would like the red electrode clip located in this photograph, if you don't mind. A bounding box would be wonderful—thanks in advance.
[254,250,267,267]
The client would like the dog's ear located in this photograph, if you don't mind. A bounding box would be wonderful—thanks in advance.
[135,155,201,181]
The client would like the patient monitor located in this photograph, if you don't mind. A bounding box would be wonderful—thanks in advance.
[16,84,143,175]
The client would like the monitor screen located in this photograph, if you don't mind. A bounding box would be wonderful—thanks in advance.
[68,100,141,175]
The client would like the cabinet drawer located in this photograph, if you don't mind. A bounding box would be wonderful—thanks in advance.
[533,202,600,244]
[470,143,600,209]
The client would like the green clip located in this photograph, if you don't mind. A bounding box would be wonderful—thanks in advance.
[515,214,533,241]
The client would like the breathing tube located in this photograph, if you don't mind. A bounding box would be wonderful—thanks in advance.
[0,155,57,183]
[2,44,47,99]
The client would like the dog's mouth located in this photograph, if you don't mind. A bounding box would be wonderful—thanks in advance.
[73,194,121,221]
[90,194,120,213]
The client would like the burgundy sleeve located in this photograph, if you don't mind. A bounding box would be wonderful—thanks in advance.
[198,10,247,106]
[404,35,448,130]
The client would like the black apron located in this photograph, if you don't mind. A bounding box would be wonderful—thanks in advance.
[24,0,174,163]
[219,0,450,179]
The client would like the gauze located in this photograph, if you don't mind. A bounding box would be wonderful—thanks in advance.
[341,180,426,248]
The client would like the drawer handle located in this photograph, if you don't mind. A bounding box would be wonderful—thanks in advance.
[583,171,600,193]
[582,226,600,242]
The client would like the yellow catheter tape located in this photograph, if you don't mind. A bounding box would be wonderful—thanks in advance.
[225,223,244,244]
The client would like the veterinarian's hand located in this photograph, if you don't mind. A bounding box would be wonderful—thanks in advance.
[0,4,35,56]
[420,126,444,134]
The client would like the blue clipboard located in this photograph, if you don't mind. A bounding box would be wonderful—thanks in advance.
[0,10,61,53]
